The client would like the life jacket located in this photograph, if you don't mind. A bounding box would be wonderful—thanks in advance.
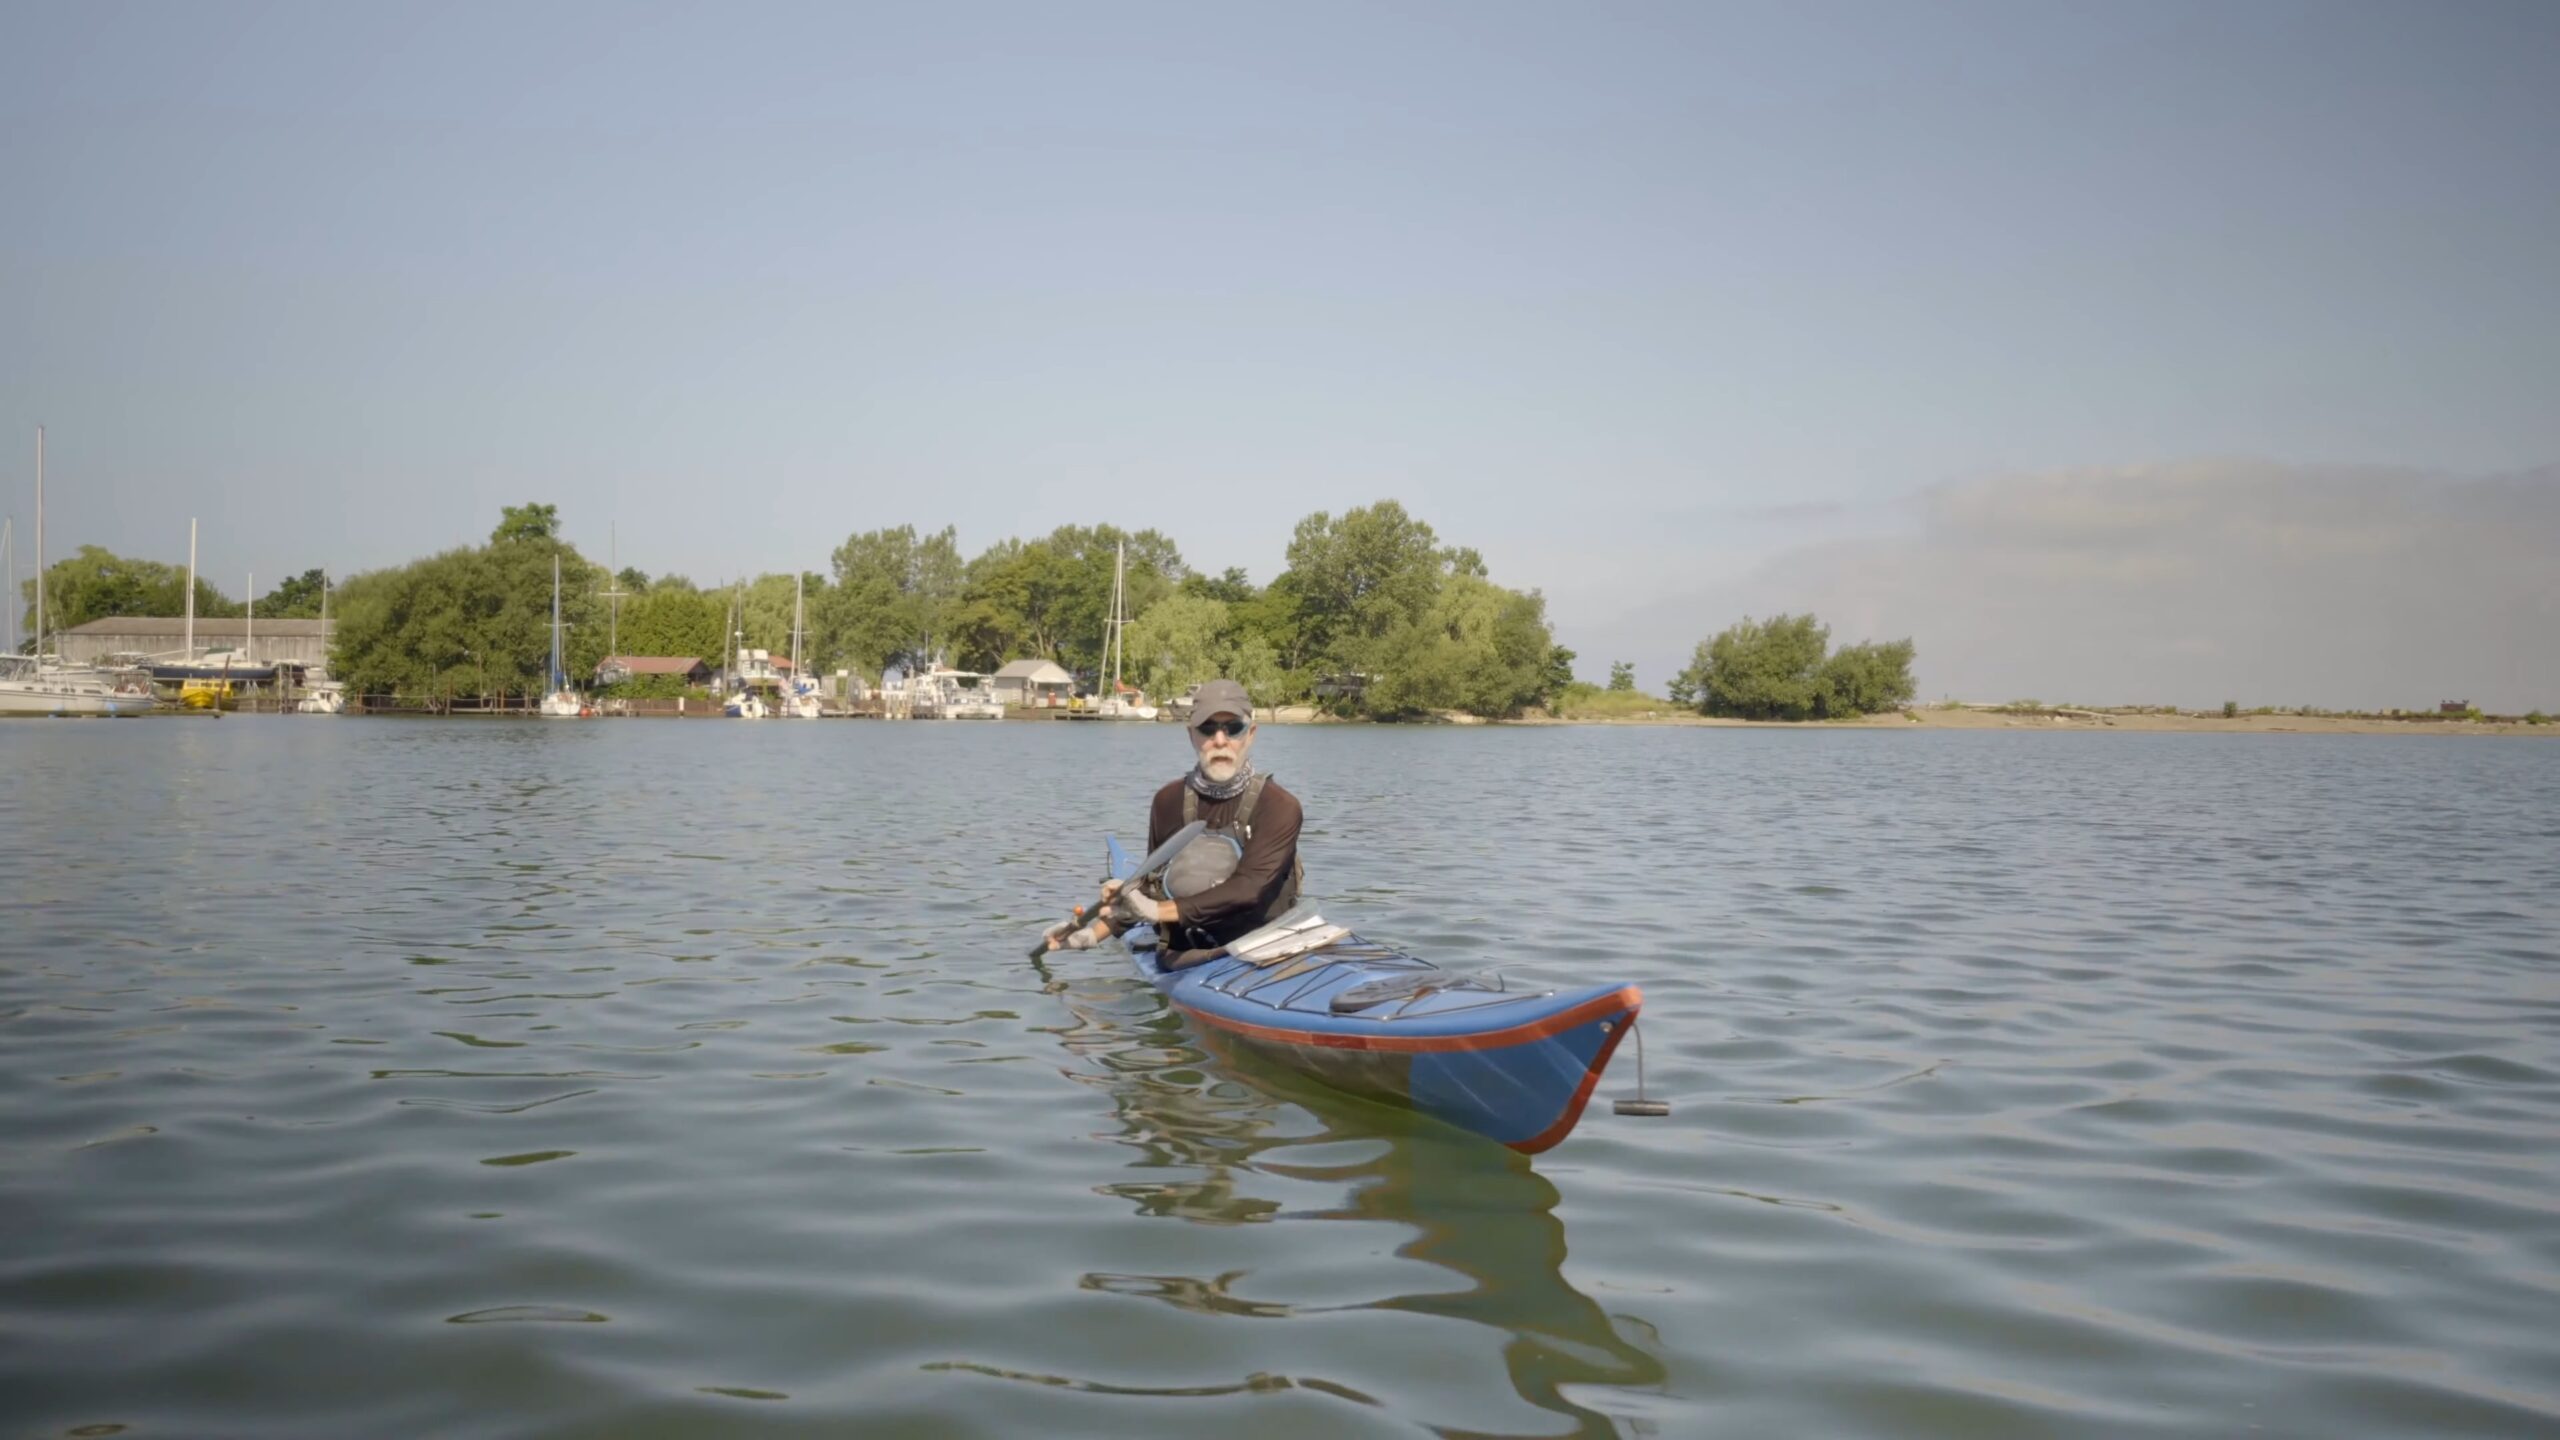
[1162,773,1305,941]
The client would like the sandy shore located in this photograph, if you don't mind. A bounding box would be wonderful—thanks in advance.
[1489,706,2557,736]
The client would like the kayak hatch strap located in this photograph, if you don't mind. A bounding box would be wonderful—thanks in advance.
[1331,970,1503,1015]
[1230,947,1402,998]
[1242,953,1333,989]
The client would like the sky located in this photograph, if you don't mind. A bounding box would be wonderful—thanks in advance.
[4,1,2556,708]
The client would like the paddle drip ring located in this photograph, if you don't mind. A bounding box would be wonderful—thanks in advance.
[1612,1020,1670,1117]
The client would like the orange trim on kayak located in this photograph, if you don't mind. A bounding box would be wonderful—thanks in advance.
[1170,985,1643,1056]
[1506,1013,1635,1154]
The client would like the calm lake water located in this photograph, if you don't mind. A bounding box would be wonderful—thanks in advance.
[4,719,2557,1438]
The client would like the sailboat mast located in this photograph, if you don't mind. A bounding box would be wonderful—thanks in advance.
[246,572,254,664]
[1111,539,1126,694]
[551,553,564,689]
[2,515,12,656]
[186,518,197,658]
[607,523,618,657]
[33,427,43,659]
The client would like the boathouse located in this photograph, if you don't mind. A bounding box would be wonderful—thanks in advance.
[990,659,1074,707]
[58,616,331,669]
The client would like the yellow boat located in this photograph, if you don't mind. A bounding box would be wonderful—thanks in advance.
[179,679,237,711]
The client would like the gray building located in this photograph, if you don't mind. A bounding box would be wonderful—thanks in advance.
[59,617,332,670]
[990,659,1074,707]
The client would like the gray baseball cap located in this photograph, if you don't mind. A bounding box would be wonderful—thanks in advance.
[1190,679,1254,723]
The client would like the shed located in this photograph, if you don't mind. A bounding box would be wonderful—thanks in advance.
[991,659,1075,707]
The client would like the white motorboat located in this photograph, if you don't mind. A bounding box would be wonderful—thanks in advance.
[0,655,155,716]
[912,665,1003,719]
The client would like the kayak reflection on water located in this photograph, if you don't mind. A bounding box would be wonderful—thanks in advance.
[1012,956,1667,1436]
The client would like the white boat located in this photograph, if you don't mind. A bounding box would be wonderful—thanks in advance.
[722,587,766,719]
[295,576,344,714]
[912,664,1003,719]
[1,428,154,716]
[538,554,587,718]
[0,654,155,715]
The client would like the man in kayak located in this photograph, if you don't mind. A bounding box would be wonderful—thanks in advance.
[1046,678,1304,958]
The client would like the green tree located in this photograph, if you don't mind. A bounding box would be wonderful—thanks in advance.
[491,503,561,545]
[22,545,240,641]
[1674,614,1915,719]
[1363,574,1560,720]
[1818,640,1916,715]
[950,538,1071,671]
[331,509,602,702]
[1181,566,1257,605]
[822,525,966,676]
[1121,592,1232,698]
[1281,500,1449,672]
[1607,660,1636,692]
[1677,614,1832,720]
[1227,571,1315,701]
[255,568,330,619]
[1041,524,1188,678]
[614,585,724,663]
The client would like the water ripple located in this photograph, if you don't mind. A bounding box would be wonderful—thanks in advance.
[1,721,2554,1437]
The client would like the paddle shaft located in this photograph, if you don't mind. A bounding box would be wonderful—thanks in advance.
[1028,821,1205,958]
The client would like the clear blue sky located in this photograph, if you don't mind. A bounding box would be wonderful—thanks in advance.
[5,1,2555,699]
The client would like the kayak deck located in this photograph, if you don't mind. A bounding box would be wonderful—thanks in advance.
[1106,835,1640,1153]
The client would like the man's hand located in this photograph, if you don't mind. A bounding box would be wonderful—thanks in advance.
[1045,918,1108,952]
[1108,885,1161,930]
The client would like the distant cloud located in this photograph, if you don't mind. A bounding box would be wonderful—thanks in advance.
[1601,461,2560,712]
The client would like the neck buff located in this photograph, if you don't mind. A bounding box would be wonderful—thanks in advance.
[1187,755,1256,802]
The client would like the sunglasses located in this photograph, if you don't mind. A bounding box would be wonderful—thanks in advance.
[1193,717,1249,739]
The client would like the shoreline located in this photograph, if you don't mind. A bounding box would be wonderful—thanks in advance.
[1485,707,2558,737]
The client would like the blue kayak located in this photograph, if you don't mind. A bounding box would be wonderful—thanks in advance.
[1107,835,1643,1153]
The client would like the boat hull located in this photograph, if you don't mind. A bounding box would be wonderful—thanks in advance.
[1106,836,1639,1153]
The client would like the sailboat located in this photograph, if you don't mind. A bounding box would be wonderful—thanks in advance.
[1,427,155,716]
[784,572,822,718]
[296,574,344,714]
[1092,539,1157,720]
[537,553,587,718]
[145,522,279,686]
[723,588,766,719]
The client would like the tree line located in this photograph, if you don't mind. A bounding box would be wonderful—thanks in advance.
[17,549,332,634]
[24,499,1572,717]
[26,505,1922,722]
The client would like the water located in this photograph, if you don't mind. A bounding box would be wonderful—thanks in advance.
[4,720,2557,1438]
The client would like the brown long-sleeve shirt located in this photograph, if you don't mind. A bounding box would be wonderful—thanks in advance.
[1146,775,1303,946]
